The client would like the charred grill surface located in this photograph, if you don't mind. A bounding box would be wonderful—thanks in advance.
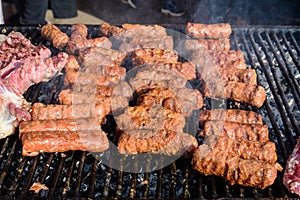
[0,25,299,199]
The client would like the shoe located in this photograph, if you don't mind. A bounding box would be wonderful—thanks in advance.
[121,0,137,9]
[161,0,185,17]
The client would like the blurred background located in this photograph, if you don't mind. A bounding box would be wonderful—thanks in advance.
[3,0,300,25]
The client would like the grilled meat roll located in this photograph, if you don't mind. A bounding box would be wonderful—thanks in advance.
[192,143,283,189]
[186,23,232,39]
[118,129,198,156]
[199,120,269,142]
[199,109,263,126]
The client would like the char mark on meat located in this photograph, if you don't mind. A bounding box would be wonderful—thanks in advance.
[204,135,277,163]
[199,109,263,126]
[192,144,283,189]
[198,67,257,84]
[118,129,198,156]
[202,81,266,108]
[21,130,109,156]
[78,47,126,68]
[190,50,246,69]
[186,23,232,39]
[199,121,269,142]
[136,87,203,116]
[184,38,231,53]
[66,24,112,55]
[41,24,69,50]
[115,106,185,133]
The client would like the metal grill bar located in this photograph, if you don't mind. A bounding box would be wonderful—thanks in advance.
[62,152,75,197]
[0,138,17,193]
[0,26,299,199]
[288,31,300,55]
[19,156,38,197]
[87,157,98,198]
[234,31,287,160]
[283,33,300,71]
[244,30,296,147]
[48,154,65,198]
[267,32,300,108]
[155,168,163,198]
[31,154,54,198]
[7,156,27,196]
[256,32,300,137]
[73,151,86,197]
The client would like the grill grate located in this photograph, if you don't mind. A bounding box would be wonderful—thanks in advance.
[0,25,299,199]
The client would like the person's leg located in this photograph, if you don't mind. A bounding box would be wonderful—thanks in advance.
[50,0,77,18]
[13,0,25,14]
[161,0,185,17]
[19,0,48,24]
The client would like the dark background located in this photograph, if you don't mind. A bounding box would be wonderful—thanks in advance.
[76,0,300,25]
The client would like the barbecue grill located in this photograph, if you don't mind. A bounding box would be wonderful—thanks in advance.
[0,25,299,199]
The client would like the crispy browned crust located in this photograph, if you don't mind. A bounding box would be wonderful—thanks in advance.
[64,55,80,86]
[70,24,88,40]
[67,36,112,55]
[115,106,186,133]
[202,81,266,108]
[132,48,179,64]
[118,129,198,156]
[78,47,126,67]
[64,64,126,87]
[200,120,269,142]
[136,87,203,114]
[66,24,112,55]
[19,118,102,133]
[186,23,232,39]
[192,144,282,189]
[41,24,69,50]
[204,135,277,163]
[199,109,263,125]
[198,67,257,84]
[21,130,109,156]
[191,50,246,69]
[185,38,231,52]
[99,23,123,37]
